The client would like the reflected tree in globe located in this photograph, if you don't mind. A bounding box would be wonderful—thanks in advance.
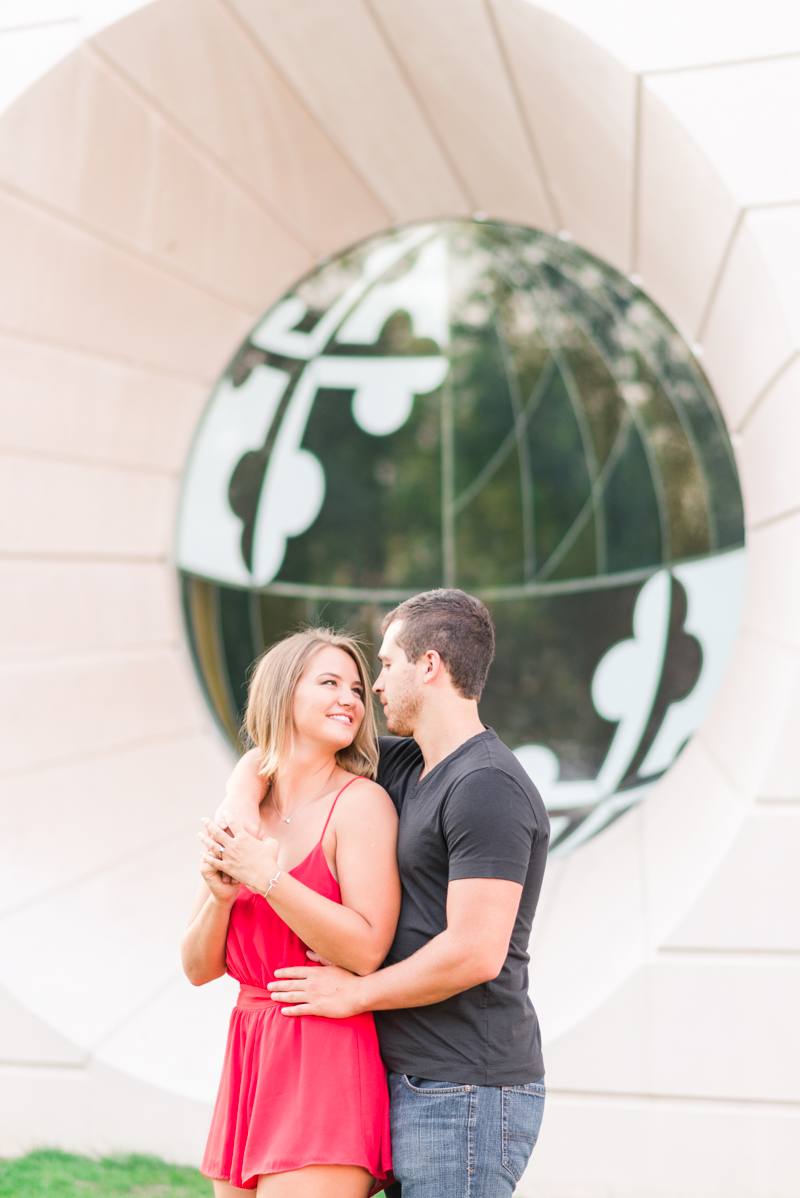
[176,221,745,855]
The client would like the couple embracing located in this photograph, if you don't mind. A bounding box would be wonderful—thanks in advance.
[183,588,550,1198]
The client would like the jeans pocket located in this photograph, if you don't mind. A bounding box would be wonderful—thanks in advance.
[389,1072,476,1192]
[401,1075,472,1095]
[501,1081,546,1182]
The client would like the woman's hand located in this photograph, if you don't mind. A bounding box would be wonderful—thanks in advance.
[199,849,241,905]
[200,813,279,895]
[183,847,240,986]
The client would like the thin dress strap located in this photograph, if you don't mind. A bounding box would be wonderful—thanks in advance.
[319,776,360,843]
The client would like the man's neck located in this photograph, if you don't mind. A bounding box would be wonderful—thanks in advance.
[413,703,485,778]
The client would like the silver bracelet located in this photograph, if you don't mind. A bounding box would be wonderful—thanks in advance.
[264,869,282,899]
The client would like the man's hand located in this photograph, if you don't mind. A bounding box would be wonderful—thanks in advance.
[268,878,524,1016]
[268,964,364,1019]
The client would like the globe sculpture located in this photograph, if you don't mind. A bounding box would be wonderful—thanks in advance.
[176,221,745,855]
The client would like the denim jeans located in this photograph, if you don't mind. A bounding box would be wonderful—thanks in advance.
[385,1072,545,1198]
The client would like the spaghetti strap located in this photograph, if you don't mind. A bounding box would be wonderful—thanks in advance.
[319,776,360,842]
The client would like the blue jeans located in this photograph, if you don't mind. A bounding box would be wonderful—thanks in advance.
[386,1072,545,1197]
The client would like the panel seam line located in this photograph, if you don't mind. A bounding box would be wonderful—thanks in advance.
[0,444,180,478]
[695,208,744,343]
[735,349,800,433]
[483,0,561,230]
[361,0,475,212]
[641,48,800,78]
[0,177,257,316]
[629,74,643,272]
[84,41,323,256]
[0,322,214,383]
[215,0,395,226]
[0,726,216,784]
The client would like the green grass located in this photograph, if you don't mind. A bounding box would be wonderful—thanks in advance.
[0,1151,213,1197]
[0,1151,386,1196]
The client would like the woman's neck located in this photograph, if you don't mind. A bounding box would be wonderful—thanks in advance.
[270,746,339,805]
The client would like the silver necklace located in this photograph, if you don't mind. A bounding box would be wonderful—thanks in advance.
[271,768,336,824]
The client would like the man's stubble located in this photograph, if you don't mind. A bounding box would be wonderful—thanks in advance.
[383,671,424,738]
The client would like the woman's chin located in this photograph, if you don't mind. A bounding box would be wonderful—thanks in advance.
[303,723,356,753]
[330,729,356,752]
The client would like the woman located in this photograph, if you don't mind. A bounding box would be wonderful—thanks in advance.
[182,628,400,1198]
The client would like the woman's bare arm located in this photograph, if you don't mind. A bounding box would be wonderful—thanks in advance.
[201,780,400,976]
[181,864,239,986]
[270,780,400,974]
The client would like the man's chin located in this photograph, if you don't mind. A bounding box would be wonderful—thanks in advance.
[385,712,413,738]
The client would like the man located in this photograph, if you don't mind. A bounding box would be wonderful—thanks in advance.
[223,589,549,1196]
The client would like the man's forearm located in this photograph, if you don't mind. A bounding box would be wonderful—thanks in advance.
[352,928,496,1012]
[217,747,267,828]
[270,877,519,1019]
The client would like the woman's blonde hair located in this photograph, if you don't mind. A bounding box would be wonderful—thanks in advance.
[244,627,379,782]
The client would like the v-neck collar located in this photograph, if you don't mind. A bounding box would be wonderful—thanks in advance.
[414,726,493,792]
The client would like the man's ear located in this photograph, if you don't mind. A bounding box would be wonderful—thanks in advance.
[421,650,442,684]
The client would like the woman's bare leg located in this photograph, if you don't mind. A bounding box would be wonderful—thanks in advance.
[257,1164,373,1198]
[213,1181,253,1198]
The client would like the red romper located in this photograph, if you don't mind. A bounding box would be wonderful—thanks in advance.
[201,779,393,1191]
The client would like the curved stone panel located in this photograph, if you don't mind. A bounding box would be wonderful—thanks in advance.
[0,2,797,1194]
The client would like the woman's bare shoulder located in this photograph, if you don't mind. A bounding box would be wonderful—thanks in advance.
[336,774,397,818]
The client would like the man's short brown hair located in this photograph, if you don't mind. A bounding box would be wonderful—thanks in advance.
[381,588,495,700]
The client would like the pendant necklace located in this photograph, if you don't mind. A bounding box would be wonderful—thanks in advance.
[271,767,336,824]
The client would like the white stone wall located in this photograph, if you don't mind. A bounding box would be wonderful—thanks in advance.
[0,3,797,1195]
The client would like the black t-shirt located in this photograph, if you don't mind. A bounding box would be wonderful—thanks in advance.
[375,728,550,1087]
